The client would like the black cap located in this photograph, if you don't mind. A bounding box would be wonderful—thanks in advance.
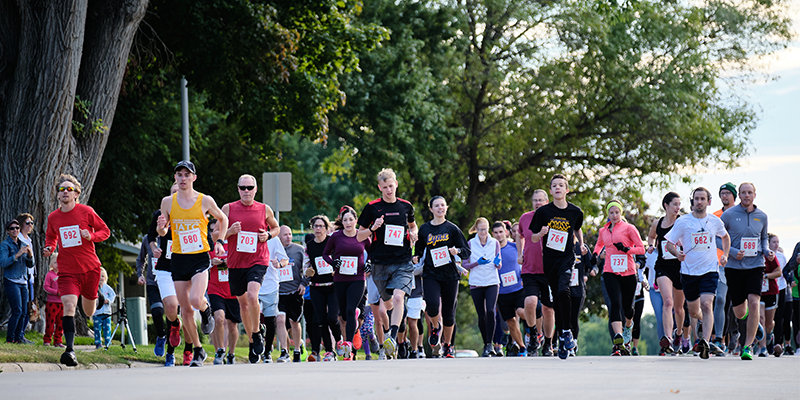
[174,160,196,174]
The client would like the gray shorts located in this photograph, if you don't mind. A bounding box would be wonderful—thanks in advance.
[366,275,380,305]
[371,261,414,302]
[258,289,279,317]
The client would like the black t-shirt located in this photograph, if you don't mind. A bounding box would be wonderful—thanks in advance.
[305,236,332,285]
[358,198,415,264]
[529,202,584,262]
[415,220,471,281]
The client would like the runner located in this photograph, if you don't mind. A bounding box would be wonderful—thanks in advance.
[222,174,279,363]
[134,236,167,358]
[277,225,309,362]
[323,206,371,361]
[156,161,228,367]
[303,214,337,361]
[646,192,685,354]
[757,233,781,357]
[356,168,418,359]
[413,196,470,359]
[785,241,800,355]
[594,200,645,356]
[528,174,587,359]
[42,174,110,366]
[569,237,595,356]
[713,183,736,351]
[665,187,731,359]
[259,234,288,362]
[207,219,241,364]
[463,217,501,357]
[719,182,771,360]
[492,221,527,356]
[518,189,556,356]
[770,234,791,356]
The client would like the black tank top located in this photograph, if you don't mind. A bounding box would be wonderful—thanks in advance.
[655,217,681,269]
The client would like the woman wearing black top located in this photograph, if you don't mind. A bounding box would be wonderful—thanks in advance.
[303,214,341,361]
[646,192,684,354]
[412,196,470,358]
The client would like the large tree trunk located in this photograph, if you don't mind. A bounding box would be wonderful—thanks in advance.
[0,0,148,335]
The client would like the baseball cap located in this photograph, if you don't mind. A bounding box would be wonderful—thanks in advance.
[174,160,196,174]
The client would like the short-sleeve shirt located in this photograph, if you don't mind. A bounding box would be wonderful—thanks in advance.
[664,213,727,276]
[519,211,544,275]
[528,202,584,262]
[358,198,415,264]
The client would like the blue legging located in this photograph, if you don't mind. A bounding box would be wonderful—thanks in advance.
[470,285,499,344]
[93,315,113,346]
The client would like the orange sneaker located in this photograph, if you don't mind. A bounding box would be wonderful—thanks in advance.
[353,331,362,350]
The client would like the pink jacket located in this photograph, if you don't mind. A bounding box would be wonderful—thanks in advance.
[43,270,61,303]
[594,220,645,276]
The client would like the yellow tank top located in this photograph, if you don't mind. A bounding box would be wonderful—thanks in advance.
[170,193,210,254]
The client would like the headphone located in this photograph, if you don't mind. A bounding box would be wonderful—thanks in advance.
[689,187,712,208]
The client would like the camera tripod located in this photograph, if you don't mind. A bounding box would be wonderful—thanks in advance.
[104,298,138,353]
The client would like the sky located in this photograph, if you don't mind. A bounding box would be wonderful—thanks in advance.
[639,3,800,315]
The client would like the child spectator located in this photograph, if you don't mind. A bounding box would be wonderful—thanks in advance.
[92,268,116,349]
[43,254,64,347]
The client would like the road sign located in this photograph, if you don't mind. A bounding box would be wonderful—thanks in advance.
[263,172,291,222]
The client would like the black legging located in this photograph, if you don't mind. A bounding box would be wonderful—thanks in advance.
[602,273,637,323]
[423,278,459,327]
[545,259,573,333]
[570,294,585,339]
[632,296,645,340]
[310,285,341,353]
[334,280,365,342]
[774,290,787,344]
[793,299,800,347]
[470,285,499,344]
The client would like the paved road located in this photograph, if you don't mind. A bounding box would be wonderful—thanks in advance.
[2,356,797,398]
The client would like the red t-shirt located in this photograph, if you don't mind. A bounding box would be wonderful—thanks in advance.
[226,200,270,269]
[208,245,234,299]
[519,211,544,275]
[45,204,109,274]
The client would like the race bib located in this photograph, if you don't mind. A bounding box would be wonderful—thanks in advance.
[178,228,204,253]
[500,271,518,287]
[340,256,358,275]
[277,266,293,282]
[166,240,173,259]
[59,225,82,248]
[570,268,579,287]
[431,246,451,267]
[741,237,758,257]
[661,241,677,260]
[218,268,229,282]
[546,228,568,252]
[690,232,712,252]
[635,282,643,296]
[609,254,627,273]
[315,257,333,275]
[384,224,404,247]
[236,231,258,253]
[762,278,769,293]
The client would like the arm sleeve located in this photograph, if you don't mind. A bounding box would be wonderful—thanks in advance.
[44,273,57,295]
[593,229,605,255]
[322,235,336,266]
[760,214,770,255]
[45,214,58,251]
[414,225,426,259]
[0,242,14,269]
[462,241,479,270]
[147,211,160,244]
[135,242,147,276]
[107,287,116,304]
[88,208,111,242]
[627,225,645,255]
[455,226,471,260]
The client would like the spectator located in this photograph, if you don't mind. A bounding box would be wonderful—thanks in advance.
[1,219,33,343]
[43,254,64,347]
[92,268,116,349]
[16,213,36,337]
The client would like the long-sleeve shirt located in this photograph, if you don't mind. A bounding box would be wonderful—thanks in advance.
[594,220,645,276]
[134,237,156,286]
[279,242,309,294]
[1,237,32,284]
[720,204,769,270]
[322,231,371,282]
[414,220,470,282]
[94,283,116,316]
[43,270,61,303]
[45,204,109,274]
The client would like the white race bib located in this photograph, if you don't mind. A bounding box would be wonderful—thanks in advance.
[218,268,229,282]
[178,228,204,253]
[546,228,568,252]
[635,282,643,296]
[570,268,579,287]
[741,237,758,257]
[500,271,518,287]
[431,246,451,267]
[609,254,627,273]
[762,277,769,293]
[59,225,82,248]
[340,256,358,275]
[166,240,173,259]
[315,257,333,275]
[690,232,712,252]
[237,231,258,253]
[661,241,676,260]
[277,266,293,282]
[384,224,404,247]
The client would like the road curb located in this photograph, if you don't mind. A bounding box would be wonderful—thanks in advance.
[0,361,159,373]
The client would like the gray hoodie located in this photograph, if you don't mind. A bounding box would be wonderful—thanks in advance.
[719,204,769,270]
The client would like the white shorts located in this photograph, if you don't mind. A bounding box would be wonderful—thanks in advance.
[259,289,279,317]
[406,297,425,320]
[154,270,176,299]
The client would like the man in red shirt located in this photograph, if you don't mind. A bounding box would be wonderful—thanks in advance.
[43,174,110,366]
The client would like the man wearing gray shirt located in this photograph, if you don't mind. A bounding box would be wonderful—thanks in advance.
[720,182,773,360]
[276,225,309,362]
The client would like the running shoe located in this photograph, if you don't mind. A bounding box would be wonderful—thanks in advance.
[60,350,78,367]
[730,331,740,352]
[613,333,624,346]
[200,305,215,335]
[710,342,725,356]
[527,339,539,357]
[443,343,455,358]
[342,341,353,360]
[506,342,520,357]
[712,338,724,353]
[569,348,576,357]
[378,347,387,360]
[383,337,397,359]
[214,348,225,365]
[785,345,794,355]
[659,336,674,354]
[758,346,768,357]
[773,344,783,357]
[672,333,682,348]
[183,350,193,366]
[249,342,260,364]
[767,333,775,354]
[563,330,575,350]
[493,344,503,357]
[409,350,418,359]
[622,325,632,345]
[323,351,336,362]
[741,345,753,360]
[353,330,362,350]
[620,344,631,356]
[293,350,301,363]
[190,347,207,367]
[431,342,441,358]
[164,353,175,367]
[261,353,273,363]
[307,351,319,362]
[681,338,691,354]
[19,337,34,344]
[691,340,701,354]
[398,340,409,359]
[482,343,493,357]
[336,340,345,357]
[370,336,381,355]
[541,345,553,357]
[611,345,621,356]
[428,325,441,347]
[54,343,66,348]
[226,353,235,364]
[756,323,765,342]
[252,332,264,358]
[154,336,167,357]
[631,346,639,356]
[557,337,568,360]
[698,339,710,359]
[43,341,51,346]
[169,319,182,348]
[418,346,426,359]
[277,349,290,363]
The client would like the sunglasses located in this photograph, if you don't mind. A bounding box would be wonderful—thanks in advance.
[25,221,33,225]
[7,226,20,231]
[58,186,77,192]
[238,185,255,191]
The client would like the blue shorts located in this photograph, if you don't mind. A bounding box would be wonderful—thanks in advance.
[681,272,719,302]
